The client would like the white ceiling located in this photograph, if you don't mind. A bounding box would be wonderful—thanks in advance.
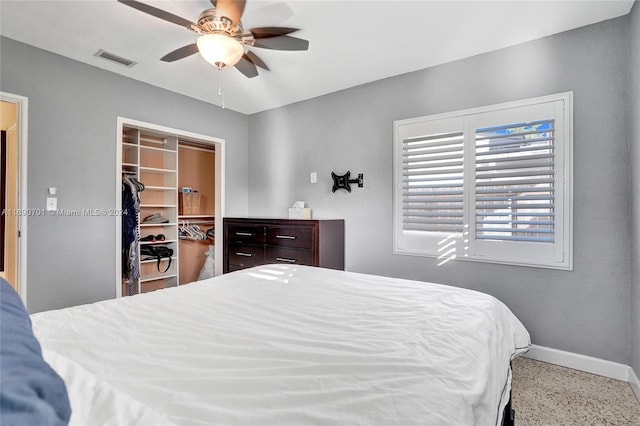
[0,0,634,114]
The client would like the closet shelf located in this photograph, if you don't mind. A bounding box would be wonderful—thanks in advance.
[122,142,138,148]
[140,223,177,227]
[140,256,177,265]
[140,145,177,154]
[122,163,138,168]
[140,239,178,245]
[139,166,177,174]
[179,214,215,219]
[144,186,177,191]
[140,204,176,208]
[140,273,178,283]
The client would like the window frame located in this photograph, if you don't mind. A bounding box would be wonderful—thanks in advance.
[393,92,573,270]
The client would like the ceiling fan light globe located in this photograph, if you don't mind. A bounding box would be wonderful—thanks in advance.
[197,34,244,69]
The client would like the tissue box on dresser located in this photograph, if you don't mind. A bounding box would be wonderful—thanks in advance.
[288,207,311,219]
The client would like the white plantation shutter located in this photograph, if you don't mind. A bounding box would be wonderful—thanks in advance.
[402,131,464,234]
[393,92,572,269]
[474,120,555,242]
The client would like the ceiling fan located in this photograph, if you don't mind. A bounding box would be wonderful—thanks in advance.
[117,0,309,78]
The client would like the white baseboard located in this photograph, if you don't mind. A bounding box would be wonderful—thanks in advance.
[630,367,640,403]
[523,345,636,387]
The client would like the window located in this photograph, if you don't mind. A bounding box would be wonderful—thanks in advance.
[393,92,572,269]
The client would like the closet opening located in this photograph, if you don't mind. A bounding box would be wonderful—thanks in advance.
[116,117,225,297]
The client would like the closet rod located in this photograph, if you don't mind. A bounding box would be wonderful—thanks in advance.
[140,136,167,145]
[179,140,215,152]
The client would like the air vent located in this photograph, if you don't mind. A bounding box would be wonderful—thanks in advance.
[94,50,137,68]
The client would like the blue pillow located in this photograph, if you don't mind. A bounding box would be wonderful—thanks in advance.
[0,278,71,425]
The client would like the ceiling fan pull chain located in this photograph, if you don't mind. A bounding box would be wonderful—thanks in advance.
[218,68,226,109]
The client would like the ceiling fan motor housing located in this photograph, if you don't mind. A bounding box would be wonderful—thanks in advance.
[197,9,243,37]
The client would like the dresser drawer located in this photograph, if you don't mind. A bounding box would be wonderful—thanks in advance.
[228,245,265,268]
[265,247,313,266]
[266,226,313,249]
[227,224,265,244]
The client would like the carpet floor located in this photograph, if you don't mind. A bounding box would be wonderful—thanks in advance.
[511,357,640,425]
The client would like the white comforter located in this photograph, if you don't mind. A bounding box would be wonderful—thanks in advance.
[32,265,530,426]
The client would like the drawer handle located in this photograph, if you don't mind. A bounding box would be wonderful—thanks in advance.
[276,257,297,263]
[276,235,296,240]
[235,232,254,236]
[235,252,253,257]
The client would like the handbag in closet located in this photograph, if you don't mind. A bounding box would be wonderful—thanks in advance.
[140,245,174,273]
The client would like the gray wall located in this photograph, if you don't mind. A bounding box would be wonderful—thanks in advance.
[630,1,640,378]
[248,16,633,364]
[0,37,249,313]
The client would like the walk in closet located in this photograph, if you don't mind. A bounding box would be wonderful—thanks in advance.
[119,120,221,297]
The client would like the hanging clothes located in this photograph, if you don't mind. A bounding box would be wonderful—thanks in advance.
[122,174,144,294]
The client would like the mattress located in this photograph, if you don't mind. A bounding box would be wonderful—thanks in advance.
[31,265,530,425]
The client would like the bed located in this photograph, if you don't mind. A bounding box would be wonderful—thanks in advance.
[30,265,530,425]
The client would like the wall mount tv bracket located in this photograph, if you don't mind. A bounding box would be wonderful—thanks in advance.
[331,171,364,193]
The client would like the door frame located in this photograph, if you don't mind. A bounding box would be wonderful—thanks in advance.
[115,117,225,297]
[0,92,29,305]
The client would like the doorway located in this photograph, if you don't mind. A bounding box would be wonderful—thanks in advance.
[0,93,28,302]
[116,117,225,297]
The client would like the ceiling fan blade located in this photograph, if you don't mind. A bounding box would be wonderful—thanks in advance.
[245,51,269,70]
[161,43,199,62]
[253,36,309,51]
[117,0,196,29]
[249,27,299,39]
[234,56,259,78]
[214,0,246,27]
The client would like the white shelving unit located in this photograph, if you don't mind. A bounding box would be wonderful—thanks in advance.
[121,126,179,295]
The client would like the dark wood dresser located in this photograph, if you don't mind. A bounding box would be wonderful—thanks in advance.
[223,218,345,273]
